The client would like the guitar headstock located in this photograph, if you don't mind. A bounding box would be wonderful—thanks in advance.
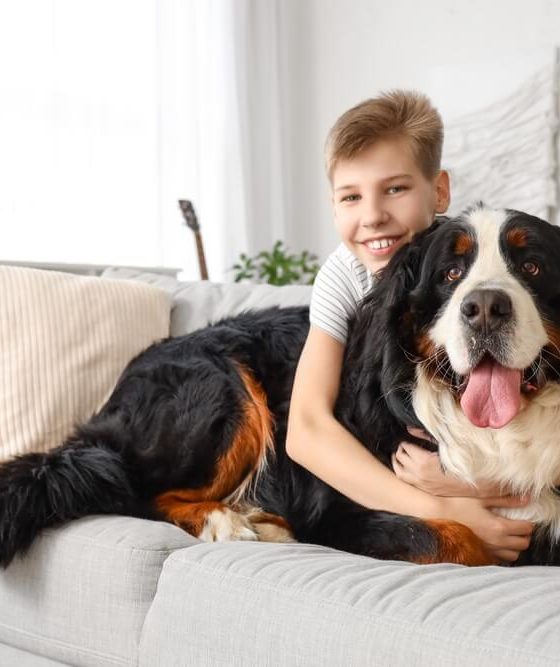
[178,200,200,232]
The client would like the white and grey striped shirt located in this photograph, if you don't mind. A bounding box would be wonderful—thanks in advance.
[309,243,376,344]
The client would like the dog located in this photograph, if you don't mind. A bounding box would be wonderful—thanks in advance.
[1,203,560,568]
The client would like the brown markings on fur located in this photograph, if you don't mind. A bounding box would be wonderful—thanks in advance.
[506,227,528,248]
[245,510,291,531]
[415,332,452,389]
[418,519,497,566]
[454,232,474,256]
[156,499,225,537]
[416,332,437,360]
[241,507,295,542]
[155,362,274,520]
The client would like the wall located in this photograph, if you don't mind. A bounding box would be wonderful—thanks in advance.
[285,0,560,261]
[2,1,559,277]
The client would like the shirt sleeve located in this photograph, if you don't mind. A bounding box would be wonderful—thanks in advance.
[309,252,359,345]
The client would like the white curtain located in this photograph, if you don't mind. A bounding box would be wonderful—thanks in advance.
[0,0,293,280]
[0,0,163,269]
[155,0,292,280]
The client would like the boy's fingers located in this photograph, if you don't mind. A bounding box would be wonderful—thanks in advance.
[495,549,523,563]
[392,454,411,482]
[509,535,532,550]
[487,494,530,508]
[397,443,411,458]
[399,442,439,467]
[476,481,504,497]
[496,516,534,536]
[392,453,405,472]
[399,442,430,460]
[406,427,436,443]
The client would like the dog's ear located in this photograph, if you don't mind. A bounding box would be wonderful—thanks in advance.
[348,221,441,351]
[343,222,442,427]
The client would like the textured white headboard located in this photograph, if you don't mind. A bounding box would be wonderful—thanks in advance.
[442,63,559,225]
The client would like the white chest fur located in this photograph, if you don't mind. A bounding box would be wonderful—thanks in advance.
[413,367,560,539]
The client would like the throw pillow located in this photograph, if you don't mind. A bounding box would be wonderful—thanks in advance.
[0,266,171,461]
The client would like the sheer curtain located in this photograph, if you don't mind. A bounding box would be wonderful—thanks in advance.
[0,0,294,280]
[158,0,292,280]
[0,1,162,269]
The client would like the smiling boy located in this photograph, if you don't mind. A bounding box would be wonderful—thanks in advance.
[286,90,534,563]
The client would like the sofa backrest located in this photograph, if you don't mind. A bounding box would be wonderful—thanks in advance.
[101,268,312,337]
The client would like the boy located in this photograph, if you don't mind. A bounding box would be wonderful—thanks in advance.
[286,90,533,563]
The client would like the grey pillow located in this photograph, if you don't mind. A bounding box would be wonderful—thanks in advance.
[102,268,311,336]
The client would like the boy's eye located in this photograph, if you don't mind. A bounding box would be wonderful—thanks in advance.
[341,194,360,202]
[386,185,406,195]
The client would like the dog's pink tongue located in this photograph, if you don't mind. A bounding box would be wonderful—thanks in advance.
[460,357,522,429]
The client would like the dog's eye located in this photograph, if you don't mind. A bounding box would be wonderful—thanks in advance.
[446,266,463,282]
[521,261,540,276]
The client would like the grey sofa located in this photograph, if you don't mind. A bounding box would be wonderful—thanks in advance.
[1,269,559,667]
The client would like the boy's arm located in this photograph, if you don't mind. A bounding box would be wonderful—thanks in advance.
[286,326,533,562]
[287,326,452,515]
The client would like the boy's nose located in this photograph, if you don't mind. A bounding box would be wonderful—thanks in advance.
[361,199,389,227]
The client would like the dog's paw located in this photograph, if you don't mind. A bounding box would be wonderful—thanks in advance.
[199,507,259,542]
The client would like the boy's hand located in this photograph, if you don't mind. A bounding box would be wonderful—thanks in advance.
[434,494,534,563]
[394,428,534,562]
[392,428,503,497]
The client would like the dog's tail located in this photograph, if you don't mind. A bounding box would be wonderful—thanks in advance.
[0,428,136,568]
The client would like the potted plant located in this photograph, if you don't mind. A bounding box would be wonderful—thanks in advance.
[231,241,319,286]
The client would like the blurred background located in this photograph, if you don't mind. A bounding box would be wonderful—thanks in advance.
[0,0,558,280]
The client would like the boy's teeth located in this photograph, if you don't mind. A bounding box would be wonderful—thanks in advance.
[366,238,397,250]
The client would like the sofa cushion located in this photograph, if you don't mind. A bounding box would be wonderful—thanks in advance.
[140,541,560,667]
[0,266,170,460]
[0,516,197,667]
[101,268,311,336]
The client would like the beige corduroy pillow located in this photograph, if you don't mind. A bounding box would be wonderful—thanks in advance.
[0,266,171,461]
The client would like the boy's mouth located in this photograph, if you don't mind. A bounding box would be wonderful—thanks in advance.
[362,235,403,256]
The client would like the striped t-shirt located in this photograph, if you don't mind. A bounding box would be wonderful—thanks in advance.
[309,243,376,344]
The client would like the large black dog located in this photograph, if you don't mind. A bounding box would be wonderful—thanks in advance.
[2,204,560,567]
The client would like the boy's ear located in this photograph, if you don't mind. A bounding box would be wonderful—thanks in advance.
[435,170,450,214]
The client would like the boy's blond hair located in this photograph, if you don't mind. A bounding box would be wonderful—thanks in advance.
[325,90,443,181]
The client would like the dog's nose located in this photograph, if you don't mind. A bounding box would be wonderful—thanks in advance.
[460,289,513,333]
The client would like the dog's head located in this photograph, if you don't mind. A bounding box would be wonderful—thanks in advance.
[349,204,560,431]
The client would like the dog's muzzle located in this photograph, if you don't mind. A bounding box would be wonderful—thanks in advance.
[460,289,513,334]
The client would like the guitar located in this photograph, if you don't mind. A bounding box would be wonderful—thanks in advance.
[178,200,209,280]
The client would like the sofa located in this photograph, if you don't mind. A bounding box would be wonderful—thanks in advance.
[0,266,559,667]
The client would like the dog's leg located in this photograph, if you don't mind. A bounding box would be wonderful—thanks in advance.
[241,507,296,542]
[155,492,295,543]
[420,518,496,565]
[302,503,495,566]
[154,497,259,542]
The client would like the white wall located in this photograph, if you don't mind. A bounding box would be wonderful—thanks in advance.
[286,0,560,262]
[2,0,559,276]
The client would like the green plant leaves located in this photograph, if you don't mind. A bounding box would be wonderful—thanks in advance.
[231,241,319,285]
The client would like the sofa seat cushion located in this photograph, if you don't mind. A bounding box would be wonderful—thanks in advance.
[101,268,311,336]
[140,541,560,667]
[0,516,197,667]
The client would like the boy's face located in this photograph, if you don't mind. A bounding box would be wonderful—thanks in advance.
[331,137,450,274]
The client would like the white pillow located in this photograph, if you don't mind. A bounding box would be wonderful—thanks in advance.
[0,266,171,461]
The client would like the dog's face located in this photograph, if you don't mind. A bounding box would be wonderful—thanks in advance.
[382,205,560,430]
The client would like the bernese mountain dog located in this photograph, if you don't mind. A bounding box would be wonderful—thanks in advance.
[1,204,560,568]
